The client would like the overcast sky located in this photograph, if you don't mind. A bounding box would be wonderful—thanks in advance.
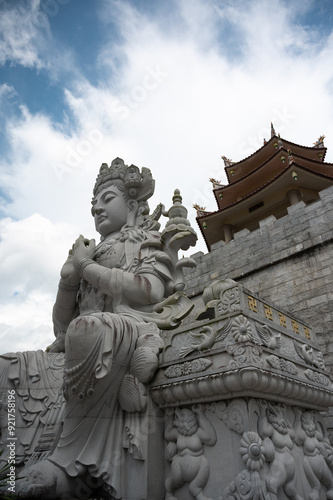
[1,0,333,353]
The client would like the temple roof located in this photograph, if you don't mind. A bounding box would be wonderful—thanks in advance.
[224,134,326,185]
[196,133,333,250]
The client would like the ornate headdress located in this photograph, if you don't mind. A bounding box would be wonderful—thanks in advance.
[93,157,155,201]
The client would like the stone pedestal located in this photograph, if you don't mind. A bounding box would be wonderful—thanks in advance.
[150,279,333,500]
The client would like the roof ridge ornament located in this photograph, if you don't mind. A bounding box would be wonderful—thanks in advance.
[193,204,212,217]
[209,178,224,189]
[221,156,235,167]
[313,135,325,148]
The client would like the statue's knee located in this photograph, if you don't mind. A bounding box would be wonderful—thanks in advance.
[65,314,105,363]
[67,314,104,339]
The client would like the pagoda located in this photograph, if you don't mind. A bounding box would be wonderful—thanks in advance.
[195,126,333,250]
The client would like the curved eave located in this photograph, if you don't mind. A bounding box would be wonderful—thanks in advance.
[215,149,333,210]
[225,135,277,184]
[198,165,333,250]
[225,135,326,185]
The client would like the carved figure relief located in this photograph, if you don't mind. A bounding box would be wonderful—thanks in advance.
[294,408,333,500]
[293,341,325,369]
[258,402,303,500]
[164,404,217,500]
[179,321,231,358]
[255,322,281,350]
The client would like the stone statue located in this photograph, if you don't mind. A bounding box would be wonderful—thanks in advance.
[294,408,333,500]
[258,402,303,500]
[164,404,217,500]
[14,158,197,499]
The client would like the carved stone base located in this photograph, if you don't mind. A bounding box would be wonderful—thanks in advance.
[162,399,333,500]
[151,280,333,500]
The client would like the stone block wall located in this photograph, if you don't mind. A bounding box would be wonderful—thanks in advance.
[185,185,333,374]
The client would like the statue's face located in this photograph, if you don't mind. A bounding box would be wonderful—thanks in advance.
[92,184,128,237]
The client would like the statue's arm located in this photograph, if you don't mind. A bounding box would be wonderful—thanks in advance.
[52,281,79,335]
[72,235,165,305]
[79,264,165,305]
[164,410,178,442]
[51,247,81,338]
[193,405,217,446]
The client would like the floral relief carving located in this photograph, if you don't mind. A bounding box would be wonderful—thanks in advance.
[164,358,213,378]
[304,369,330,386]
[267,355,298,375]
[224,431,269,500]
[231,315,254,343]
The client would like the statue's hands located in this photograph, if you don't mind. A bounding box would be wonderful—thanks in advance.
[72,235,95,271]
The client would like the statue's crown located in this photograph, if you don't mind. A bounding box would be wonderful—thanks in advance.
[93,157,155,201]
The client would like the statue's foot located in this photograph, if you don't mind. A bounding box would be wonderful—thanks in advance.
[16,460,75,499]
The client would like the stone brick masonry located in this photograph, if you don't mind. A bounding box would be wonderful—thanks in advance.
[185,184,333,375]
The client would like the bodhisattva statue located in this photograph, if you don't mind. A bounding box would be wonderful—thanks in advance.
[15,158,197,499]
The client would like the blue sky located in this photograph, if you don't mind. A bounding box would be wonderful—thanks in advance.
[1,0,333,352]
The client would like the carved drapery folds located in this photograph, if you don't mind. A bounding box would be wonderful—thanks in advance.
[0,351,65,467]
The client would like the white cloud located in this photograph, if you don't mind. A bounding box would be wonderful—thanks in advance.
[0,0,51,68]
[0,214,80,353]
[0,83,16,100]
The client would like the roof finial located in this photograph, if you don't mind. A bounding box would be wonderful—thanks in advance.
[209,178,224,189]
[271,122,276,138]
[313,135,325,148]
[221,156,235,167]
[193,204,212,217]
